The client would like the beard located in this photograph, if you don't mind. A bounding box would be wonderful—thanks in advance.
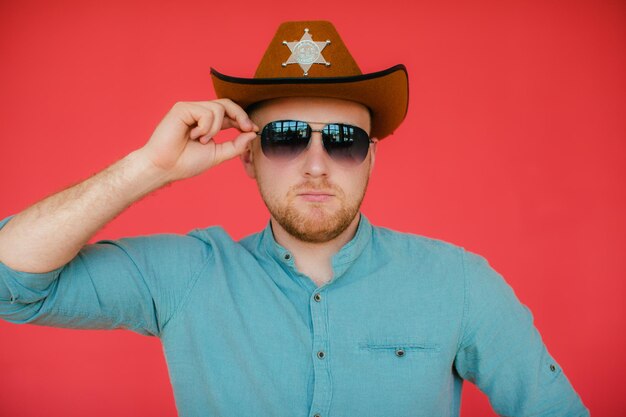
[257,176,369,244]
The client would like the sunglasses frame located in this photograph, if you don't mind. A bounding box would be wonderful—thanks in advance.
[257,119,375,165]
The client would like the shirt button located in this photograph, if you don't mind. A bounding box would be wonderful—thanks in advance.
[549,364,556,372]
[317,351,325,359]
[395,348,405,357]
[313,414,321,417]
[283,253,291,261]
[313,293,322,302]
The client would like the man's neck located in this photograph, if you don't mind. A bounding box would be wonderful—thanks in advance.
[270,213,361,286]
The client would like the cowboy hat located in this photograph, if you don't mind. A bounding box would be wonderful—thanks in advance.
[210,20,409,140]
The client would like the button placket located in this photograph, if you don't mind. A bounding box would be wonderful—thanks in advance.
[308,289,331,417]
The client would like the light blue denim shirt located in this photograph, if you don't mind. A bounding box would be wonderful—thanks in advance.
[0,213,588,417]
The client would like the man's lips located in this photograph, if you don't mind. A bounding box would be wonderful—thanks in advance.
[297,191,335,202]
[298,191,334,195]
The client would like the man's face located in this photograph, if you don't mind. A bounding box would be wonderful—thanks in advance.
[242,96,376,243]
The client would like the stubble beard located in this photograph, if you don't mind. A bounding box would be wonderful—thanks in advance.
[258,177,369,244]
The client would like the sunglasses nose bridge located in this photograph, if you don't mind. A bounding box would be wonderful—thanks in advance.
[305,130,328,155]
[300,130,332,176]
[306,127,323,143]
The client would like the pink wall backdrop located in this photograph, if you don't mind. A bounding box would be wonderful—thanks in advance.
[1,0,624,416]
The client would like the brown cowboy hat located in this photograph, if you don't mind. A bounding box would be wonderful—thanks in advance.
[210,20,409,140]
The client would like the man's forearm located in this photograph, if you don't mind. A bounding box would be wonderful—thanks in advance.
[0,149,171,273]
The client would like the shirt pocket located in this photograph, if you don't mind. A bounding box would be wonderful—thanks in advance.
[349,336,446,409]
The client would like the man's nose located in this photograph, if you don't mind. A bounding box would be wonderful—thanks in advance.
[301,133,330,177]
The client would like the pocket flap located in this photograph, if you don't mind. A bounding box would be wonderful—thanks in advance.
[358,336,441,352]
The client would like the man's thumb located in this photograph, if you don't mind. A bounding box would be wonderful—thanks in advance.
[213,131,257,165]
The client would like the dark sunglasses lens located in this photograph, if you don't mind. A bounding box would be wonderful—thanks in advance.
[322,124,371,164]
[261,121,310,160]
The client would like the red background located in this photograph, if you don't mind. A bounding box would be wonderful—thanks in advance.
[0,0,624,416]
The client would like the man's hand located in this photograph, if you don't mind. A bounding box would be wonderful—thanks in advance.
[139,99,259,182]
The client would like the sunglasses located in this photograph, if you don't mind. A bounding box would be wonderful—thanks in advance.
[258,120,374,165]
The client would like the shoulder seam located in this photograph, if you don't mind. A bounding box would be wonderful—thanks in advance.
[456,248,470,352]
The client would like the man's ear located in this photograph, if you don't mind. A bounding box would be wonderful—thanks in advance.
[240,141,257,179]
[368,137,378,175]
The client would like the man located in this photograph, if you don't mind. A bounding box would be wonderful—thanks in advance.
[0,21,588,417]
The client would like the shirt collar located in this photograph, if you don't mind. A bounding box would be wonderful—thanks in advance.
[260,212,373,280]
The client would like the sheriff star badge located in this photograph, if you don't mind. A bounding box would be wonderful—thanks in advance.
[282,28,331,76]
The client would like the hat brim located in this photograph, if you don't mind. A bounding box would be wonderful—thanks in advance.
[210,64,408,140]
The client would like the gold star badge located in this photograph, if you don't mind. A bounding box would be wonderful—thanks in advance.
[282,28,331,76]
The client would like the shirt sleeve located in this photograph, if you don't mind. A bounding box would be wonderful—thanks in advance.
[454,249,589,416]
[0,214,211,337]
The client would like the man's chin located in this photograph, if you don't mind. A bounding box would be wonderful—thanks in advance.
[274,206,357,244]
[284,223,346,244]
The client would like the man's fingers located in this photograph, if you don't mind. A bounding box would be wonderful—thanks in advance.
[202,104,225,143]
[214,99,255,131]
[199,99,259,132]
[187,101,259,143]
[189,109,216,140]
[163,99,260,158]
[171,102,215,140]
[220,116,260,133]
[212,131,257,165]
